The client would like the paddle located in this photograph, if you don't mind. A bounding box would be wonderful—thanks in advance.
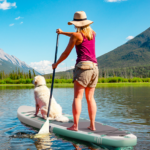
[37,34,59,135]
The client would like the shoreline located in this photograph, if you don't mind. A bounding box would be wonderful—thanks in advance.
[0,82,150,88]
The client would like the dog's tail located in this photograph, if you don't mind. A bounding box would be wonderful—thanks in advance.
[55,115,69,122]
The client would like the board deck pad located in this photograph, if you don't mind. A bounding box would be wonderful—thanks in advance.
[61,122,127,136]
[17,106,137,147]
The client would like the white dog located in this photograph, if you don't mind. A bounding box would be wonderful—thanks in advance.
[33,75,69,122]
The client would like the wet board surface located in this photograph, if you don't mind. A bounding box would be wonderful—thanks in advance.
[17,106,137,147]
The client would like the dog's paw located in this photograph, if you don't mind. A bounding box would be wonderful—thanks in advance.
[43,115,47,120]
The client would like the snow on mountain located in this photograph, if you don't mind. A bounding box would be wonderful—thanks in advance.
[0,48,41,74]
[0,48,31,69]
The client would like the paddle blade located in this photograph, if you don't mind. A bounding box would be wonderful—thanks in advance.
[38,118,49,134]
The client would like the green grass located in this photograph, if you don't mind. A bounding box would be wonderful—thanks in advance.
[0,77,150,88]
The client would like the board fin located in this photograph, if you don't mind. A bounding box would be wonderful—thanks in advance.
[38,117,50,134]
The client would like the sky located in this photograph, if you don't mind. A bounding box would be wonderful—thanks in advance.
[0,0,150,74]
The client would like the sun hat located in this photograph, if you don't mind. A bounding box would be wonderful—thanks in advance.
[68,11,93,27]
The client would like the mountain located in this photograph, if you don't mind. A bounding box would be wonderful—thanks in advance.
[97,27,150,69]
[0,49,41,74]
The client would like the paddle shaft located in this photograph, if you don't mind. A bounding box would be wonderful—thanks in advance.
[47,34,59,117]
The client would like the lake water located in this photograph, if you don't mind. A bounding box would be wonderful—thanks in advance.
[0,86,150,150]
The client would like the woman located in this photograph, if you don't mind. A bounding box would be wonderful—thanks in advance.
[52,11,98,131]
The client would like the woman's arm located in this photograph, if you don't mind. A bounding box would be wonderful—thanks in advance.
[61,32,75,37]
[52,33,77,69]
[57,29,75,37]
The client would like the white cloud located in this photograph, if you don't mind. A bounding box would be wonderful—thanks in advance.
[20,22,23,24]
[126,36,134,40]
[15,16,20,20]
[0,0,17,10]
[71,59,75,61]
[9,23,14,26]
[71,66,75,69]
[105,0,127,2]
[29,60,74,74]
[29,60,52,74]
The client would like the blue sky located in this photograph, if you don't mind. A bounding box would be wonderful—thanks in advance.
[0,0,150,74]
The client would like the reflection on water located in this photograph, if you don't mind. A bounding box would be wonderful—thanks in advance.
[34,133,54,150]
[0,86,150,149]
[0,85,34,90]
[95,87,150,125]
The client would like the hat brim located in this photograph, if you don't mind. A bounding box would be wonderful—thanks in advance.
[68,20,93,27]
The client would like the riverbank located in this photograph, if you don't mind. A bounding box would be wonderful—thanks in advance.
[1,77,150,85]
[0,82,150,88]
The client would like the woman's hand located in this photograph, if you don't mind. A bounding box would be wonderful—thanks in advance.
[52,63,58,69]
[56,29,63,34]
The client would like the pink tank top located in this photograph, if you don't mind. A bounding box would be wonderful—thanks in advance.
[75,32,97,65]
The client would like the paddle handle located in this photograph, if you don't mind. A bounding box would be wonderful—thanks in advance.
[47,34,59,117]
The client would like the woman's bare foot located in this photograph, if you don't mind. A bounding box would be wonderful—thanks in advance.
[87,126,96,131]
[67,125,78,131]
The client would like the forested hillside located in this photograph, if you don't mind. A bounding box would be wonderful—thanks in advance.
[97,27,150,69]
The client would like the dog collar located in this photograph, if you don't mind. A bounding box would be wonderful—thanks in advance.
[36,84,46,87]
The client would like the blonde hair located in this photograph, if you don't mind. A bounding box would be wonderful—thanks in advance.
[75,25,96,40]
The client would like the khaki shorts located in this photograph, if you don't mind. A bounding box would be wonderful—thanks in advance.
[73,66,99,88]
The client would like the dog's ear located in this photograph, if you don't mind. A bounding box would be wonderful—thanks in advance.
[34,81,37,86]
[34,77,37,86]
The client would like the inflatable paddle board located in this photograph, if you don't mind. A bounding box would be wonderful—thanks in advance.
[17,105,137,147]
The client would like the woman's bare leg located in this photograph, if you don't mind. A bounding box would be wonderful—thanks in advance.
[67,81,85,131]
[85,87,97,131]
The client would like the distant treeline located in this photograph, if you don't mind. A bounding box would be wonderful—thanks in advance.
[0,68,36,80]
[98,65,150,78]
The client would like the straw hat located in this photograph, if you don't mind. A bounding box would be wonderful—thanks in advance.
[68,11,93,27]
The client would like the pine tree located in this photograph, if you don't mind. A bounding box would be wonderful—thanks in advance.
[29,70,32,79]
[0,72,1,79]
[32,69,36,77]
[2,71,5,79]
